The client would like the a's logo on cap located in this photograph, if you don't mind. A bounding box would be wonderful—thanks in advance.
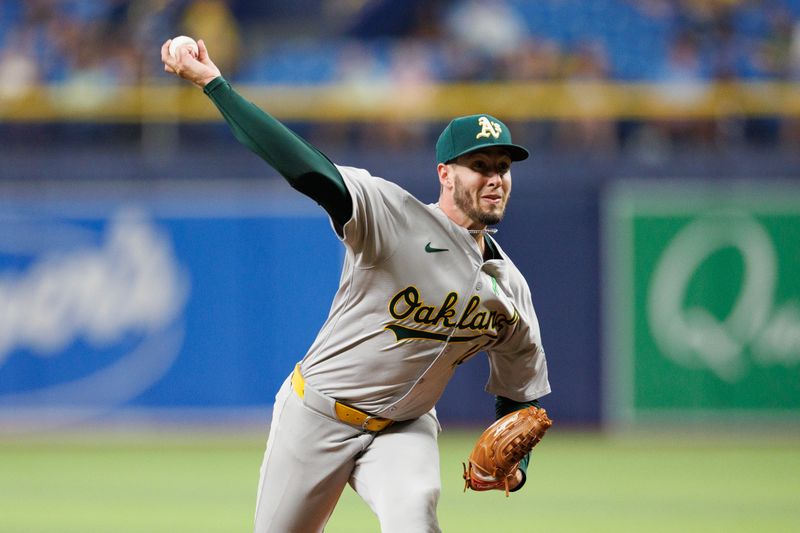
[476,116,502,140]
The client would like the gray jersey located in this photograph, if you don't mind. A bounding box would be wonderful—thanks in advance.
[300,166,550,421]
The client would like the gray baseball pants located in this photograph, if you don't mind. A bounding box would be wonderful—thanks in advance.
[253,374,442,532]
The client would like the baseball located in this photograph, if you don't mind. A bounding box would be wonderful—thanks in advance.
[169,35,198,59]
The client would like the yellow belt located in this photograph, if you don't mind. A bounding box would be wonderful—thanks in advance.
[291,364,394,433]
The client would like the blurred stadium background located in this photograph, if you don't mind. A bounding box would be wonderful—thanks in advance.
[1,1,799,531]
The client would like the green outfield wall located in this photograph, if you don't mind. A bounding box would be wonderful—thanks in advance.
[604,182,800,424]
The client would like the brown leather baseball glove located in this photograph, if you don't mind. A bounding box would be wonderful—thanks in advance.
[463,406,552,496]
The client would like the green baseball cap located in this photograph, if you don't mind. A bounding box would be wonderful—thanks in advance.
[436,114,530,164]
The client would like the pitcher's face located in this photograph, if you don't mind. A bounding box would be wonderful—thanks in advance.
[449,148,512,227]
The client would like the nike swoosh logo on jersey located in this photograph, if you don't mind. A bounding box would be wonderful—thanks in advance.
[425,242,449,253]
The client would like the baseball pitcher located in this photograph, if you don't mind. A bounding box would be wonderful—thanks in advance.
[162,37,551,533]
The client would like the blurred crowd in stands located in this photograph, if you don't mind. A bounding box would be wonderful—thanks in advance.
[1,0,800,151]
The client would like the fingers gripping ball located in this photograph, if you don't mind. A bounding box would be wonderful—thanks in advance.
[169,35,199,59]
[463,406,552,496]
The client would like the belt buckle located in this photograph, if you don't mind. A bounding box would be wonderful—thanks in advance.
[361,415,376,432]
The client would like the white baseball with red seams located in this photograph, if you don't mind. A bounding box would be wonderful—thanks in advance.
[168,36,198,59]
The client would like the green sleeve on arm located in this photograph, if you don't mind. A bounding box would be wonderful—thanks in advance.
[495,395,542,492]
[203,76,352,227]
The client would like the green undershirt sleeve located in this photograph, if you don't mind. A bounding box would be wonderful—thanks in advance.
[495,395,542,492]
[203,76,352,227]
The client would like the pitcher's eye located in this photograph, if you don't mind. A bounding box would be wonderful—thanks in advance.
[497,162,510,175]
[471,161,489,173]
